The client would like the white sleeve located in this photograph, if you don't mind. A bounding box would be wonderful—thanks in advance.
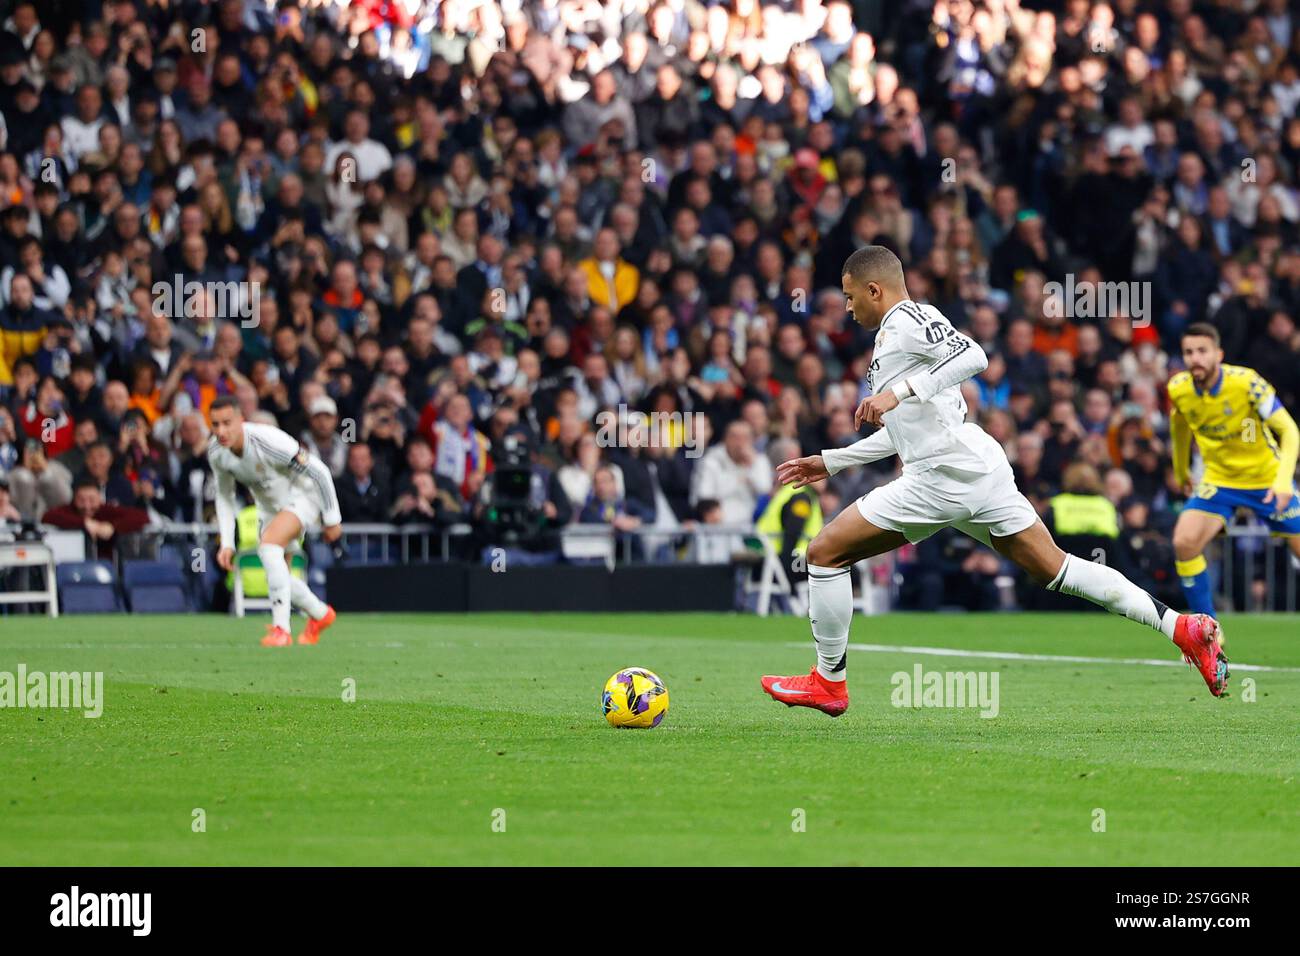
[302,452,343,527]
[822,429,897,476]
[211,450,238,550]
[896,307,989,403]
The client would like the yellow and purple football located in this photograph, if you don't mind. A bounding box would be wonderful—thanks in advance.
[602,667,669,729]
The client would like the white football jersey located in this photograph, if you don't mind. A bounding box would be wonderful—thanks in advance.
[854,299,1007,477]
[209,421,342,547]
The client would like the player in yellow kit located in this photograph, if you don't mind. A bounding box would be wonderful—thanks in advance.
[1168,323,1300,616]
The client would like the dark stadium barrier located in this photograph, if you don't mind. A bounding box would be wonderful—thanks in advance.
[23,522,1299,614]
[326,562,469,612]
[326,562,735,613]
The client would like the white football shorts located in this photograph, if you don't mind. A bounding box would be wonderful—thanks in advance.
[258,492,322,552]
[856,462,1039,547]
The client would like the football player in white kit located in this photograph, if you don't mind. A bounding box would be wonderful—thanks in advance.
[761,247,1227,715]
[208,395,342,647]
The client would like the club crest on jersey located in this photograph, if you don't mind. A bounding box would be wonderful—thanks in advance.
[1222,401,1233,417]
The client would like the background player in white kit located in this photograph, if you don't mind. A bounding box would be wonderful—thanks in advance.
[208,395,342,647]
[761,247,1228,715]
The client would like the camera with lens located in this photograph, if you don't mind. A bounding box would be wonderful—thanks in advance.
[481,435,545,547]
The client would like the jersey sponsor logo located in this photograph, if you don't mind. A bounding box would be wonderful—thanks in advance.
[924,320,955,345]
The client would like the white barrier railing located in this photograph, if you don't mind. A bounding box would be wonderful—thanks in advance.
[5,521,1298,613]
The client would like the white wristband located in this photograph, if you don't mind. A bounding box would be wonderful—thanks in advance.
[891,379,913,402]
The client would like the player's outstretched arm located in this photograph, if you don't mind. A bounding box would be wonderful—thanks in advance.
[821,428,897,477]
[302,452,344,529]
[1169,407,1193,494]
[1263,405,1299,511]
[212,463,238,571]
[777,428,899,488]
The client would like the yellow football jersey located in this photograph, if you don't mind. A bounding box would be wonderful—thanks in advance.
[1166,364,1285,489]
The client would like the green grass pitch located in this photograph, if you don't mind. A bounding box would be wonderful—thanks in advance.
[1,611,1297,866]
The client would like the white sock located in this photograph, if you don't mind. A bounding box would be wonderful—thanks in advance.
[289,575,328,621]
[808,564,853,681]
[1048,554,1179,639]
[258,542,292,632]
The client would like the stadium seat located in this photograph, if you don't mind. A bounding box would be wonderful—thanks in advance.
[55,561,122,613]
[158,543,189,570]
[122,560,191,613]
[128,585,190,613]
[158,542,210,609]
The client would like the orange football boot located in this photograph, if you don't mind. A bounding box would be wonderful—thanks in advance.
[298,606,336,645]
[261,625,293,647]
[760,667,850,717]
[1172,613,1230,697]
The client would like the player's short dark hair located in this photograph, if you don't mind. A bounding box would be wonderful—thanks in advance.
[209,395,241,415]
[842,245,905,287]
[1182,322,1221,346]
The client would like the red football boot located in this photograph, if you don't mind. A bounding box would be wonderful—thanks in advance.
[298,605,336,645]
[760,667,850,717]
[260,625,293,648]
[1172,613,1230,697]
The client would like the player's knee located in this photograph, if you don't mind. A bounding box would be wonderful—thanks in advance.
[1171,529,1200,561]
[257,540,290,570]
[806,532,847,569]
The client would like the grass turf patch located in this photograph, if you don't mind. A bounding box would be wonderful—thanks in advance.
[1,612,1296,865]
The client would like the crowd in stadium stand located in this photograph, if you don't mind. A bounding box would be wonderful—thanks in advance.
[1,0,1299,606]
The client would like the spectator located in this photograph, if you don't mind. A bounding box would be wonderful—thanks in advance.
[338,442,391,524]
[5,433,72,520]
[691,420,773,528]
[0,272,49,385]
[579,464,652,541]
[301,395,347,479]
[579,228,639,313]
[41,477,149,560]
